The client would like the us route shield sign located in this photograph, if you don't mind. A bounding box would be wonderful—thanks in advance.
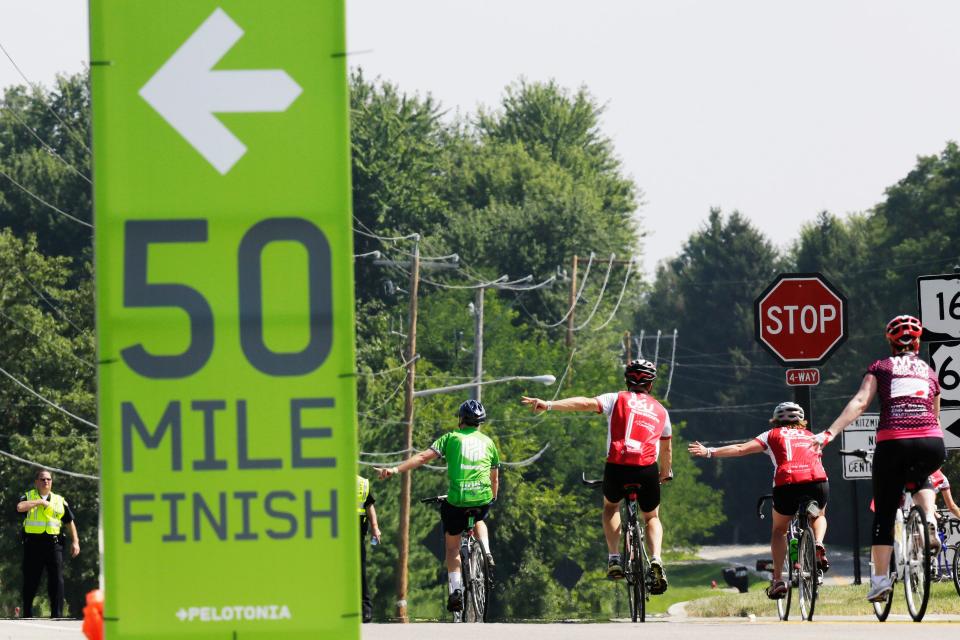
[90,2,358,638]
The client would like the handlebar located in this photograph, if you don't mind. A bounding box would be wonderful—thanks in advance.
[756,494,773,520]
[419,495,448,505]
[581,472,603,488]
[838,448,873,462]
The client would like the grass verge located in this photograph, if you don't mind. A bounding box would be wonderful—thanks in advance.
[644,561,765,615]
[685,580,960,617]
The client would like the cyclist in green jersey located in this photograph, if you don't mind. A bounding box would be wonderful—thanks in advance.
[377,399,500,613]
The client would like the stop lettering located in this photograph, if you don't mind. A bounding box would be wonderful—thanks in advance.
[754,273,848,365]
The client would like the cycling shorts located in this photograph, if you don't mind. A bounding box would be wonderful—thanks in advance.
[440,501,490,536]
[871,437,946,545]
[602,462,660,512]
[772,481,829,517]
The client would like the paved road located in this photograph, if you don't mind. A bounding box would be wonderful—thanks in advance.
[4,616,959,639]
[699,544,869,585]
[363,619,960,640]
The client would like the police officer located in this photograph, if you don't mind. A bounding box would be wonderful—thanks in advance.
[357,475,380,623]
[16,468,80,618]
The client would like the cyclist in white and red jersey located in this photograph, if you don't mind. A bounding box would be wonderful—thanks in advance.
[927,469,960,519]
[689,401,829,599]
[521,358,673,593]
[816,314,946,603]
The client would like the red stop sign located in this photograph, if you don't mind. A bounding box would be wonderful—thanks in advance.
[754,273,848,365]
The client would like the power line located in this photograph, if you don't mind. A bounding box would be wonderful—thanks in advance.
[543,252,595,328]
[357,371,409,418]
[0,363,96,428]
[664,329,678,401]
[592,258,635,330]
[0,40,92,155]
[573,253,616,331]
[0,166,92,228]
[353,354,420,377]
[0,101,92,184]
[0,447,97,480]
[14,263,86,334]
[0,307,93,368]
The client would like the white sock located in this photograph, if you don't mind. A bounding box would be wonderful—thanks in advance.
[608,553,620,561]
[478,536,491,555]
[448,571,462,594]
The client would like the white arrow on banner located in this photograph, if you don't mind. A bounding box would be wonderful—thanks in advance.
[139,8,303,174]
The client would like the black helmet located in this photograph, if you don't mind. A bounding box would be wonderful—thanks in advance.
[457,399,487,426]
[625,359,657,387]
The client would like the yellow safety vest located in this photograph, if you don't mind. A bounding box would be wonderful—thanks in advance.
[23,489,65,535]
[357,476,370,515]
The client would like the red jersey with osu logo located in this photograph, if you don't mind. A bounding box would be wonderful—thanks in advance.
[754,426,827,487]
[595,391,672,466]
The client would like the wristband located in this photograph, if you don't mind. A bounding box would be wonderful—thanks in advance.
[546,401,553,411]
[707,447,716,458]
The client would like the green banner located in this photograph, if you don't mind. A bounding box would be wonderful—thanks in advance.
[90,2,358,637]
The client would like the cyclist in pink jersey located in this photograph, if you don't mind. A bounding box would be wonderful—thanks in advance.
[522,358,673,593]
[816,314,946,603]
[689,401,830,599]
[927,469,960,519]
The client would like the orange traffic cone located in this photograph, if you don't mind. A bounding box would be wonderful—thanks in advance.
[82,589,104,640]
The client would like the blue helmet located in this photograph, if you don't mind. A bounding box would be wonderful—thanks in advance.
[457,399,487,426]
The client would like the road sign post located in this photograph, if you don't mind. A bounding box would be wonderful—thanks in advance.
[840,413,878,586]
[91,3,358,638]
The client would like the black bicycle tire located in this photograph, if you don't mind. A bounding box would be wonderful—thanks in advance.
[777,538,792,621]
[469,544,487,623]
[873,579,894,621]
[798,526,818,621]
[904,506,931,622]
[621,516,636,622]
[634,515,646,623]
[953,545,960,599]
[455,542,469,623]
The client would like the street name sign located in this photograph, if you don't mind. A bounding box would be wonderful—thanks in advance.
[754,273,848,366]
[918,272,960,343]
[841,413,878,480]
[91,2,358,638]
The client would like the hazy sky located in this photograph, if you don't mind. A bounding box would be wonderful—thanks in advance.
[3,1,960,275]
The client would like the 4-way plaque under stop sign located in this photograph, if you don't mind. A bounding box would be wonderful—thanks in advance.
[754,273,848,366]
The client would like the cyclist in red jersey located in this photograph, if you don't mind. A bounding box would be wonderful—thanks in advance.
[816,314,946,603]
[927,469,960,519]
[521,359,673,593]
[689,401,829,599]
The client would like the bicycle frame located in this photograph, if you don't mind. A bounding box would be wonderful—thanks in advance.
[756,494,822,621]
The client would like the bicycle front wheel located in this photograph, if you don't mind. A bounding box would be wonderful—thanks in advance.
[903,506,931,622]
[797,528,818,621]
[952,545,960,598]
[776,543,792,621]
[464,544,488,623]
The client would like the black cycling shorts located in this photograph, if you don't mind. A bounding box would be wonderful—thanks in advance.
[602,462,660,512]
[440,501,490,536]
[871,437,946,545]
[772,480,829,517]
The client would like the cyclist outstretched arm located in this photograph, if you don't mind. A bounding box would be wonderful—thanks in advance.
[521,396,597,413]
[659,438,673,482]
[818,374,878,445]
[376,449,440,479]
[688,439,764,458]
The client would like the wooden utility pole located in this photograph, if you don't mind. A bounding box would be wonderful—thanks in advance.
[472,287,485,402]
[395,241,420,623]
[624,331,632,363]
[565,254,578,347]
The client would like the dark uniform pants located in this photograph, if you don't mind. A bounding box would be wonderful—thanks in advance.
[22,534,64,618]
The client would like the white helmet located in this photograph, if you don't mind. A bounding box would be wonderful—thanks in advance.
[772,401,804,424]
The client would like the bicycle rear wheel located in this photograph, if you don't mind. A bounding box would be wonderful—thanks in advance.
[953,546,960,598]
[464,544,488,623]
[633,518,646,623]
[903,505,931,622]
[622,518,642,622]
[776,543,792,621]
[797,527,818,621]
